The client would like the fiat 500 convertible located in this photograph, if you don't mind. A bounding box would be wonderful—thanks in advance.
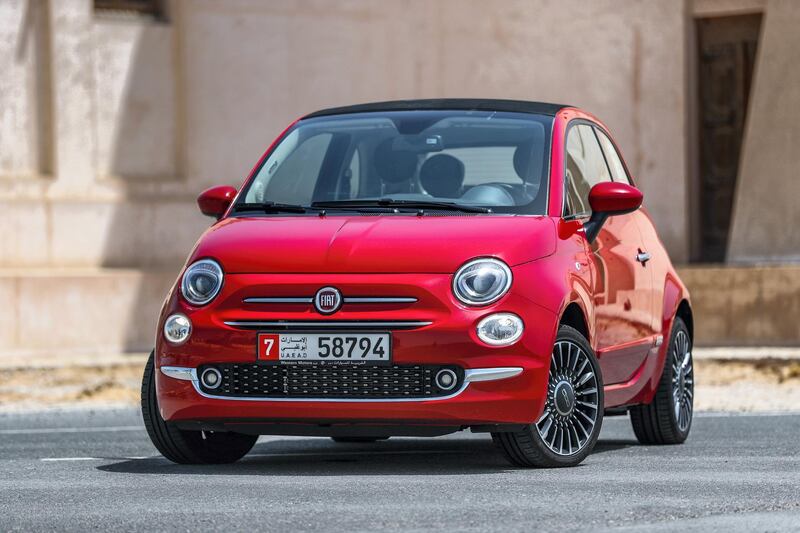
[142,99,694,468]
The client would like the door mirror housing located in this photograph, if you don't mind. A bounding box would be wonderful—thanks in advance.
[197,185,237,219]
[583,182,643,243]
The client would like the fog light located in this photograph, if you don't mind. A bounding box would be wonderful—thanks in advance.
[200,367,222,389]
[476,313,524,346]
[163,314,192,345]
[435,369,458,391]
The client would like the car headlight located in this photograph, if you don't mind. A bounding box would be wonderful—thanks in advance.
[181,259,224,306]
[453,258,512,306]
[476,313,524,346]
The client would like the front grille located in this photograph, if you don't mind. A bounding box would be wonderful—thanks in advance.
[198,363,463,399]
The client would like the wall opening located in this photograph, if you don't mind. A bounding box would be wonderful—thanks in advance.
[693,13,761,263]
[94,0,167,20]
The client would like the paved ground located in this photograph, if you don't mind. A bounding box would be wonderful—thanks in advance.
[1,409,799,531]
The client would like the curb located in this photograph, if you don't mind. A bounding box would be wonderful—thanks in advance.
[693,347,800,361]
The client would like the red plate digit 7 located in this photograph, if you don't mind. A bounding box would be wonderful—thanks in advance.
[258,334,280,361]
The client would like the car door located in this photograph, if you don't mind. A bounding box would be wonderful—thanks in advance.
[564,123,654,385]
[595,128,662,343]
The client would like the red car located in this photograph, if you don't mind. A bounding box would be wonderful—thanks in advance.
[142,99,694,468]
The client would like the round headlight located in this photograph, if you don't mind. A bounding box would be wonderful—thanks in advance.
[164,314,192,345]
[476,313,524,346]
[181,259,224,306]
[453,258,512,306]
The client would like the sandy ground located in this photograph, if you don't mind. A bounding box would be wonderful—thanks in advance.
[0,363,144,411]
[694,359,800,412]
[1,357,799,413]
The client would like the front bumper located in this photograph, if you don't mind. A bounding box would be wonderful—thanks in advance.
[155,271,558,428]
[156,361,547,427]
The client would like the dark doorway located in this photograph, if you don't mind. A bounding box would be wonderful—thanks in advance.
[694,14,761,262]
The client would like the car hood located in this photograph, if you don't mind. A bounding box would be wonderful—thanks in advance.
[190,215,556,274]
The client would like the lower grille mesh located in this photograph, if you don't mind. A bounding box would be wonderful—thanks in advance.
[199,363,462,399]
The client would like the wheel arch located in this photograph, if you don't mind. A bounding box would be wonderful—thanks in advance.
[636,273,692,406]
[559,301,590,342]
[675,299,694,343]
[660,273,690,338]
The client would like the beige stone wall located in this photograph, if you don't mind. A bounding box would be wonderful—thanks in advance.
[180,0,689,260]
[0,0,798,357]
[0,0,51,179]
[1,0,691,268]
[679,265,800,345]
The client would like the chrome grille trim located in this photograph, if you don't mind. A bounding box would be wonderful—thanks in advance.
[344,297,418,304]
[160,366,197,381]
[242,296,418,305]
[243,297,313,304]
[224,320,432,330]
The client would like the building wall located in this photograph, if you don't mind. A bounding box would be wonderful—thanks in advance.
[0,0,798,358]
[180,0,688,260]
[0,0,690,268]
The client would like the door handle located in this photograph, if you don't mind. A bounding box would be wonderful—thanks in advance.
[636,251,651,264]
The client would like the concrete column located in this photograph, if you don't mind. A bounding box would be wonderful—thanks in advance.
[727,0,800,262]
[49,0,97,192]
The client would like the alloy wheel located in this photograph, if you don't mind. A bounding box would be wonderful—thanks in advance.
[535,340,600,456]
[671,330,694,432]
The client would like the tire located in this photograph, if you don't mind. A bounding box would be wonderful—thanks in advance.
[630,317,693,444]
[492,325,604,468]
[141,352,258,464]
[331,437,390,443]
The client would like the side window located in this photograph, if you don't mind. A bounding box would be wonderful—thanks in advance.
[595,129,633,185]
[564,124,612,216]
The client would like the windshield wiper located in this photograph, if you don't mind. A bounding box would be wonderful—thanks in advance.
[233,202,309,214]
[311,198,491,214]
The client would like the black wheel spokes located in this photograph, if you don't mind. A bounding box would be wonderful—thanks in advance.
[535,341,599,456]
[671,330,693,432]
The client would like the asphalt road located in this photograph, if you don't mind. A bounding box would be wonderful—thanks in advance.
[1,408,799,532]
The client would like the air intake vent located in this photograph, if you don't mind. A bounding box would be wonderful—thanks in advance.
[198,363,463,399]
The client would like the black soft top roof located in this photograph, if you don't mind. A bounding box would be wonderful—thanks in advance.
[304,98,571,119]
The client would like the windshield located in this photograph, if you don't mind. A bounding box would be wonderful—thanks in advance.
[238,110,553,215]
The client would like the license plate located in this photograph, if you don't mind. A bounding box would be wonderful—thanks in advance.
[257,332,391,364]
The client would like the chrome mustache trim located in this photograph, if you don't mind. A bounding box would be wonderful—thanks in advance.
[243,296,417,304]
[159,366,523,403]
[224,320,432,330]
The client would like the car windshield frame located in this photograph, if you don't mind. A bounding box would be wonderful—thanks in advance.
[234,109,554,216]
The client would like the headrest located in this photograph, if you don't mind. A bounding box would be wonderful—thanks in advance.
[419,154,465,198]
[513,144,532,180]
[513,131,545,183]
[375,139,418,184]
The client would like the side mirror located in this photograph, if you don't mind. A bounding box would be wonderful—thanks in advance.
[583,182,643,243]
[197,185,237,219]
